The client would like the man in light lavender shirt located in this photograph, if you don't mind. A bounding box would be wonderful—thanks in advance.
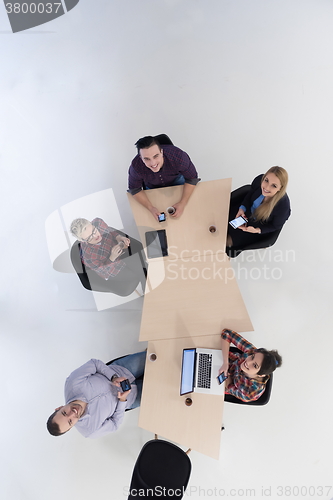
[47,353,146,438]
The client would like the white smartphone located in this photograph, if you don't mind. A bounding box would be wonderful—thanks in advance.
[229,215,247,229]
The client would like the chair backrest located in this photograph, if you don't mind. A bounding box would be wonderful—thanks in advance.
[128,439,191,499]
[230,184,251,204]
[70,240,92,290]
[154,134,174,146]
[224,347,273,405]
[106,356,126,365]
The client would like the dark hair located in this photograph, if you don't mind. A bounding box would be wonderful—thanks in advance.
[135,136,161,153]
[255,348,282,376]
[46,410,66,436]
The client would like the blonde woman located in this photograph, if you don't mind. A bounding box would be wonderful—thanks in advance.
[227,167,290,249]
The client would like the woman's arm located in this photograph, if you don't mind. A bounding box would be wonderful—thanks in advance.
[218,335,230,375]
[221,328,256,352]
[219,328,256,376]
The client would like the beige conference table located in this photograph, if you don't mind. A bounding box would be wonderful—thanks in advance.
[128,179,253,341]
[139,335,225,459]
[127,179,231,260]
[138,257,253,340]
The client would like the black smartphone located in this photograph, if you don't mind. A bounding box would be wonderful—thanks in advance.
[120,379,131,392]
[158,212,166,222]
[217,372,228,384]
[145,229,168,258]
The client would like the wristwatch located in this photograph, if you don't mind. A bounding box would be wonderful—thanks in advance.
[111,374,118,383]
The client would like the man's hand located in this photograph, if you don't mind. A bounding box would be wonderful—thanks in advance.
[149,206,161,222]
[116,235,130,248]
[112,376,132,401]
[132,191,160,222]
[239,225,260,233]
[111,376,127,387]
[109,244,124,262]
[171,183,196,218]
[171,201,185,218]
[118,389,131,402]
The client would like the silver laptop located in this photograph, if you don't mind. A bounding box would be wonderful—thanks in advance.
[180,348,224,396]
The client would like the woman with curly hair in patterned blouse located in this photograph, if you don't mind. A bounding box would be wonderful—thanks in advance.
[219,328,282,402]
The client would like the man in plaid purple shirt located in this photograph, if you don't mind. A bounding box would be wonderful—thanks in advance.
[70,218,147,296]
[219,328,282,402]
[128,136,200,221]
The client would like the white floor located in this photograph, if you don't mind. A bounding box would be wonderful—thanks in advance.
[1,1,332,499]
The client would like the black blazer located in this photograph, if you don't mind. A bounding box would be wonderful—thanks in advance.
[240,174,291,234]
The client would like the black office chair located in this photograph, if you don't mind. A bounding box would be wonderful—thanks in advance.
[70,240,141,296]
[106,355,128,366]
[154,134,174,146]
[230,184,252,208]
[70,240,96,290]
[128,439,191,499]
[226,184,283,258]
[224,347,273,406]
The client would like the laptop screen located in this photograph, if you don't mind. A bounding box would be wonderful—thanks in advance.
[180,348,196,395]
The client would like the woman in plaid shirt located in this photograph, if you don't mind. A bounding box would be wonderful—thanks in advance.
[219,329,282,402]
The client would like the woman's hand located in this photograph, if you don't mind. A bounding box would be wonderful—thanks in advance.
[109,244,124,262]
[235,208,246,219]
[218,361,229,376]
[116,235,130,248]
[239,225,261,234]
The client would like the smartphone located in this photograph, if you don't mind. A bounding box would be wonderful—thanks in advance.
[145,229,168,258]
[120,379,131,392]
[158,212,166,222]
[217,372,228,384]
[229,215,247,229]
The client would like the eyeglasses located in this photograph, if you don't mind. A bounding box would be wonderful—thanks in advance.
[81,226,98,243]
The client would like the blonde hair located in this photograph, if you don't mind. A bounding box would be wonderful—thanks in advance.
[254,167,288,222]
[70,218,91,240]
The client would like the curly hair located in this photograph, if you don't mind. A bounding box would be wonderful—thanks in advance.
[255,348,282,376]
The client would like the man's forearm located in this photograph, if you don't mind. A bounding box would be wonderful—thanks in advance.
[132,190,154,210]
[179,182,196,206]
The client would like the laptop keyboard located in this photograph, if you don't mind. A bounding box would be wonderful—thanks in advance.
[197,353,212,389]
